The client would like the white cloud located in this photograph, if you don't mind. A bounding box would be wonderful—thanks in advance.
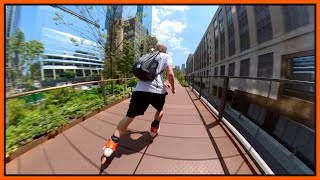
[161,6,189,11]
[152,6,190,57]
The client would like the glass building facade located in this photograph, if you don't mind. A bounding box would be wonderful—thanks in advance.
[105,5,152,35]
[18,5,105,80]
[5,5,21,37]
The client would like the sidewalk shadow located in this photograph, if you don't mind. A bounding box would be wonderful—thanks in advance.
[99,130,151,174]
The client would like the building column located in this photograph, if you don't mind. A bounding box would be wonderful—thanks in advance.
[269,6,285,39]
[246,6,258,48]
[53,69,56,80]
[41,68,45,80]
[82,69,86,77]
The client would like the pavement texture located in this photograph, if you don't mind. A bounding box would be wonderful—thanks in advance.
[6,80,261,175]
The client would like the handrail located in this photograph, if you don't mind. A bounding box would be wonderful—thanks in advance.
[6,78,132,100]
[185,75,315,85]
[187,75,315,174]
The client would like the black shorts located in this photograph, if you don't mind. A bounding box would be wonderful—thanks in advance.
[126,91,168,118]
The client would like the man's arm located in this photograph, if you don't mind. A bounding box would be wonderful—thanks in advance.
[165,65,176,94]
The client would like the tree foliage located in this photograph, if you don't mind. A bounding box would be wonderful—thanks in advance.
[6,82,135,157]
[6,30,44,87]
[53,5,145,95]
[116,40,137,78]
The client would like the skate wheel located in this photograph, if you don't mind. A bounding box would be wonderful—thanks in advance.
[101,156,107,164]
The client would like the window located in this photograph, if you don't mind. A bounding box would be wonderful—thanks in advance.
[282,6,309,33]
[215,39,219,63]
[287,56,314,82]
[219,10,225,60]
[282,51,314,101]
[219,10,224,32]
[56,69,64,76]
[220,31,225,60]
[258,53,274,78]
[225,6,233,25]
[226,6,235,56]
[228,62,235,76]
[255,6,273,44]
[213,18,219,62]
[220,65,225,76]
[214,67,218,76]
[237,6,250,51]
[240,59,250,76]
[76,69,83,76]
[84,70,91,76]
[44,69,54,78]
[214,19,218,38]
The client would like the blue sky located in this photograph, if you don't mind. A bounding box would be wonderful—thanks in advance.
[151,5,218,68]
[19,5,218,69]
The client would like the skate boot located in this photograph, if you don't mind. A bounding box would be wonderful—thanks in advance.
[101,138,118,164]
[149,125,160,142]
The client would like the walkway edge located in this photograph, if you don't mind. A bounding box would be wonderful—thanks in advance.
[191,88,274,175]
[5,96,130,164]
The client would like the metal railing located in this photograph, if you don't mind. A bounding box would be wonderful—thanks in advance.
[186,75,315,175]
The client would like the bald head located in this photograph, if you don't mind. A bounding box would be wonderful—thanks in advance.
[155,42,167,53]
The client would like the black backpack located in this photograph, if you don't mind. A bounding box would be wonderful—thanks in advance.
[133,51,163,81]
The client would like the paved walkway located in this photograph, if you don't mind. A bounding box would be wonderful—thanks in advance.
[6,81,261,175]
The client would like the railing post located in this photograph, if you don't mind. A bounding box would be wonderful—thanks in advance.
[199,76,203,99]
[218,77,229,120]
[192,76,195,91]
[100,72,107,105]
[124,78,127,92]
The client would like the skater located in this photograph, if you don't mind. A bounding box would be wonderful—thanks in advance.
[102,42,176,163]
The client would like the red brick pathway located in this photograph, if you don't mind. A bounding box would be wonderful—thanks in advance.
[6,81,261,175]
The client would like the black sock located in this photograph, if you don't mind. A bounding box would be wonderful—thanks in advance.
[111,134,120,143]
[151,120,160,127]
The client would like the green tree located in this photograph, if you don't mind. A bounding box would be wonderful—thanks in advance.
[29,61,41,80]
[62,70,76,79]
[145,35,158,53]
[116,40,137,78]
[6,30,44,88]
[53,6,150,95]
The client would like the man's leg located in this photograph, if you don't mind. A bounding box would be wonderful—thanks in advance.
[150,110,163,137]
[103,116,134,158]
[114,116,135,137]
[150,93,167,137]
[154,110,164,121]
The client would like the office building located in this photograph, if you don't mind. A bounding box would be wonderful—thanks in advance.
[105,5,152,35]
[6,5,21,37]
[181,64,186,74]
[17,5,105,80]
[5,5,22,87]
[186,5,315,171]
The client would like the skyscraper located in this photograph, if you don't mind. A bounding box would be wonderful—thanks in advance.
[181,64,186,74]
[105,5,152,35]
[5,5,21,37]
[5,5,21,88]
[17,5,106,80]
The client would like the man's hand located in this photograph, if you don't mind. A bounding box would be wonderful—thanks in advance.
[164,83,176,94]
[172,88,176,94]
[164,83,171,89]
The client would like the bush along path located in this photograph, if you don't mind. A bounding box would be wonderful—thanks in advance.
[6,84,134,159]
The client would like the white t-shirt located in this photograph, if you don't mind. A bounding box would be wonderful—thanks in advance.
[134,52,173,94]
